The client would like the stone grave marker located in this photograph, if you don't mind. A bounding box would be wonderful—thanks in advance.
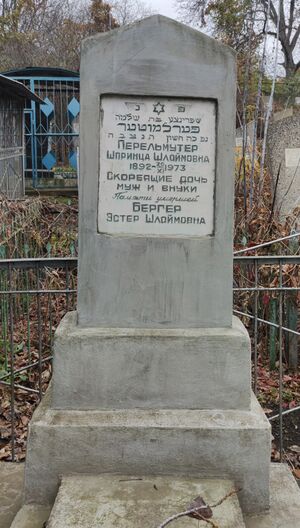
[77,17,235,330]
[23,15,271,517]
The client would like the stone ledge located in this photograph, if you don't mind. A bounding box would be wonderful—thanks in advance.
[42,390,268,429]
[56,312,249,339]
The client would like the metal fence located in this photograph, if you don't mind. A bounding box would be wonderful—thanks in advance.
[233,254,300,461]
[0,254,299,463]
[0,97,25,199]
[0,147,24,200]
[0,258,77,461]
[4,68,80,189]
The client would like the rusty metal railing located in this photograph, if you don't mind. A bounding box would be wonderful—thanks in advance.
[0,254,299,462]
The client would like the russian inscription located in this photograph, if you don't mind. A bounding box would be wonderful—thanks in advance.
[98,95,216,236]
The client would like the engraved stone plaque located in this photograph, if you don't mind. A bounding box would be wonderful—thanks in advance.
[98,95,216,237]
[285,148,300,168]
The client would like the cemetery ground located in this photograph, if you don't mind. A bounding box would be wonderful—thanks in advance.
[0,189,299,480]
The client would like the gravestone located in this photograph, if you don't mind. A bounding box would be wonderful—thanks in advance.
[267,112,300,218]
[23,16,271,517]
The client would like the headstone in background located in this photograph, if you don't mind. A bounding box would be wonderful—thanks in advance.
[285,147,300,168]
[273,107,294,122]
[267,113,300,219]
[23,15,270,517]
[236,119,255,144]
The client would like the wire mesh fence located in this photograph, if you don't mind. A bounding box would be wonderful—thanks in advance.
[233,254,300,462]
[0,258,77,461]
[0,255,299,465]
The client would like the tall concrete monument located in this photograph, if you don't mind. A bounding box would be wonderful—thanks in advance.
[19,16,279,525]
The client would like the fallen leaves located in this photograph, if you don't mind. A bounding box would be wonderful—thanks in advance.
[187,496,213,520]
[257,359,300,409]
[293,469,300,480]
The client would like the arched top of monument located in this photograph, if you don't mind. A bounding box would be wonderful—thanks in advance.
[81,14,235,63]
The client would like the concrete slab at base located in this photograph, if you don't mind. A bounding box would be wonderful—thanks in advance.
[10,505,51,528]
[47,475,245,528]
[10,465,300,528]
[52,312,251,410]
[244,464,300,528]
[0,463,24,528]
[24,388,270,514]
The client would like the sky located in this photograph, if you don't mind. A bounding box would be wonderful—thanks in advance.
[149,0,179,20]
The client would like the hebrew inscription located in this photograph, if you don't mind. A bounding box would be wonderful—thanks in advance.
[98,95,216,236]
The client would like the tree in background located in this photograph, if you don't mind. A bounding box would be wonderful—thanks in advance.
[176,0,300,229]
[0,0,86,70]
[176,0,300,79]
[0,0,47,70]
[0,0,152,71]
[89,0,118,32]
[260,0,300,78]
[110,0,153,25]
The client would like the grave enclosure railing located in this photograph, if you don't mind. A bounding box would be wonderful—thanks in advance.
[0,254,299,462]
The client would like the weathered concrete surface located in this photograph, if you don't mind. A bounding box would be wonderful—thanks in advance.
[24,388,270,514]
[10,505,51,528]
[0,463,24,528]
[47,475,245,528]
[267,111,300,219]
[52,312,251,410]
[10,465,300,528]
[244,464,300,528]
[78,15,236,329]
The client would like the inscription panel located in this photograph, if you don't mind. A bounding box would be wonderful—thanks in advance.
[98,95,216,236]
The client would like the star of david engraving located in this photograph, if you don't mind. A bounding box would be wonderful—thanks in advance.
[153,102,165,115]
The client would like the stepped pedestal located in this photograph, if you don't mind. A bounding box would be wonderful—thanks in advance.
[23,315,271,515]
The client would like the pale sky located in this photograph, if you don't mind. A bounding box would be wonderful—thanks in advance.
[149,0,179,20]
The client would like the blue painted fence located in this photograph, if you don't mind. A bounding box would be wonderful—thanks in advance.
[5,68,80,189]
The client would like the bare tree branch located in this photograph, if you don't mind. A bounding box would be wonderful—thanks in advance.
[291,23,300,49]
[157,505,217,528]
[260,0,278,26]
[288,0,295,39]
[176,0,300,77]
[157,489,240,528]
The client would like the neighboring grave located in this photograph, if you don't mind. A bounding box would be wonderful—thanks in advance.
[236,120,255,145]
[23,15,271,518]
[267,111,300,219]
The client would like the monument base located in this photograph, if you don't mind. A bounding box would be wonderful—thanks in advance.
[24,388,270,514]
[52,312,251,410]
